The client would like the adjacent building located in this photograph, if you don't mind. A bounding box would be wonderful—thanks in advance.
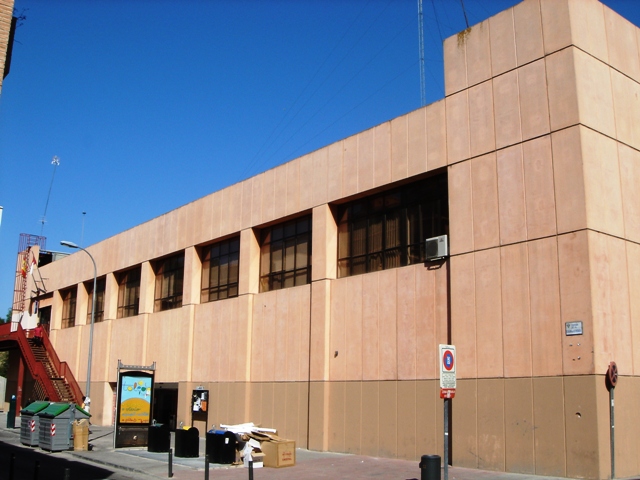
[18,0,640,478]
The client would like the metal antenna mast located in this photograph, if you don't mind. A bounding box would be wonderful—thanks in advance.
[418,0,426,106]
[40,156,60,236]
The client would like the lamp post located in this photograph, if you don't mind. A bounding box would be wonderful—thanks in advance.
[60,240,96,413]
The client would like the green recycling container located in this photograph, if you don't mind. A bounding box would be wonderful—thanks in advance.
[20,401,50,446]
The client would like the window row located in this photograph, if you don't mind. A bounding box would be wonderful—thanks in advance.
[59,174,447,327]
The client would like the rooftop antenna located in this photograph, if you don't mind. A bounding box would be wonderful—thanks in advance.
[40,155,60,236]
[418,0,426,106]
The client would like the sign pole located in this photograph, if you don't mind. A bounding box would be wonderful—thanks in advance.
[439,344,456,480]
[444,398,449,480]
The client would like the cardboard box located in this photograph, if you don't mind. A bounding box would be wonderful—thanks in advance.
[261,439,296,468]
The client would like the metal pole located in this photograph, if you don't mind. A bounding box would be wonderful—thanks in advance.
[60,241,96,413]
[444,398,449,480]
[168,448,174,478]
[248,460,254,480]
[205,453,209,480]
[610,388,615,479]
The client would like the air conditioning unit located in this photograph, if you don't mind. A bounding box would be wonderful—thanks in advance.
[425,235,448,260]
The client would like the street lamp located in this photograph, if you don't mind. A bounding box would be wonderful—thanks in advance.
[60,240,96,414]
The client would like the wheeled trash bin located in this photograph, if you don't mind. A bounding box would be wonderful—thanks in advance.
[38,403,90,452]
[175,427,199,458]
[148,423,171,453]
[20,401,50,446]
[206,430,238,464]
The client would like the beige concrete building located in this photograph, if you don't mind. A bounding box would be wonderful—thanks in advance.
[0,0,15,93]
[24,0,640,478]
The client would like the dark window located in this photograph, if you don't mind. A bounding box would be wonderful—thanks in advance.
[61,288,77,329]
[117,267,140,318]
[154,253,184,311]
[201,236,240,303]
[86,277,106,323]
[337,174,448,277]
[260,216,311,292]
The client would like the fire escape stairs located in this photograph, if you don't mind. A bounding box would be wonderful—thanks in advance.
[27,338,75,402]
[0,322,83,404]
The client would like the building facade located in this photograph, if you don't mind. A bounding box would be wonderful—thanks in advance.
[29,0,640,478]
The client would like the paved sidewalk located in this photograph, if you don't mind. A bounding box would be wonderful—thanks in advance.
[0,412,631,480]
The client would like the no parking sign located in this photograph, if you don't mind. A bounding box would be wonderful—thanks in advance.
[439,344,456,398]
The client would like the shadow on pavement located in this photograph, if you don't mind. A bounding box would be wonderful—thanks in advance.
[0,439,120,480]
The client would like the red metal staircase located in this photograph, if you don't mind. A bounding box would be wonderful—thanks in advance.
[0,322,83,404]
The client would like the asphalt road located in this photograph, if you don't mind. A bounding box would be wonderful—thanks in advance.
[0,430,138,480]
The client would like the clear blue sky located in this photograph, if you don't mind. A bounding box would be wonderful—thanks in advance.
[0,0,638,315]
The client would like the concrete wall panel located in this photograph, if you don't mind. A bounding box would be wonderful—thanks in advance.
[443,31,467,96]
[312,147,329,208]
[573,48,616,139]
[426,100,447,170]
[540,0,571,55]
[522,136,556,239]
[505,378,535,474]
[552,126,587,234]
[450,253,476,379]
[378,381,398,458]
[108,315,146,383]
[501,243,532,378]
[357,128,375,193]
[448,161,474,255]
[344,381,362,454]
[391,115,409,182]
[446,91,470,165]
[475,248,503,378]
[611,70,640,151]
[489,8,516,77]
[528,238,563,377]
[285,159,300,217]
[497,145,527,245]
[477,379,505,471]
[466,20,492,87]
[563,376,601,479]
[343,135,358,198]
[327,141,344,201]
[545,48,578,132]
[452,379,478,468]
[378,269,398,380]
[471,153,500,251]
[532,376,566,477]
[627,242,640,375]
[146,308,192,382]
[567,0,608,64]
[468,81,495,158]
[360,381,379,456]
[514,0,544,66]
[396,267,416,380]
[373,122,391,188]
[407,108,427,177]
[493,70,522,150]
[581,128,624,238]
[605,6,640,93]
[518,59,550,141]
[558,232,594,375]
[588,232,633,374]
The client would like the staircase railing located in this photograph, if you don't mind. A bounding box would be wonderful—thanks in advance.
[39,327,84,404]
[0,322,58,400]
[0,322,84,404]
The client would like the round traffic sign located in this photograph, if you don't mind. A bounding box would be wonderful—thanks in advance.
[607,361,618,388]
[443,350,454,371]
